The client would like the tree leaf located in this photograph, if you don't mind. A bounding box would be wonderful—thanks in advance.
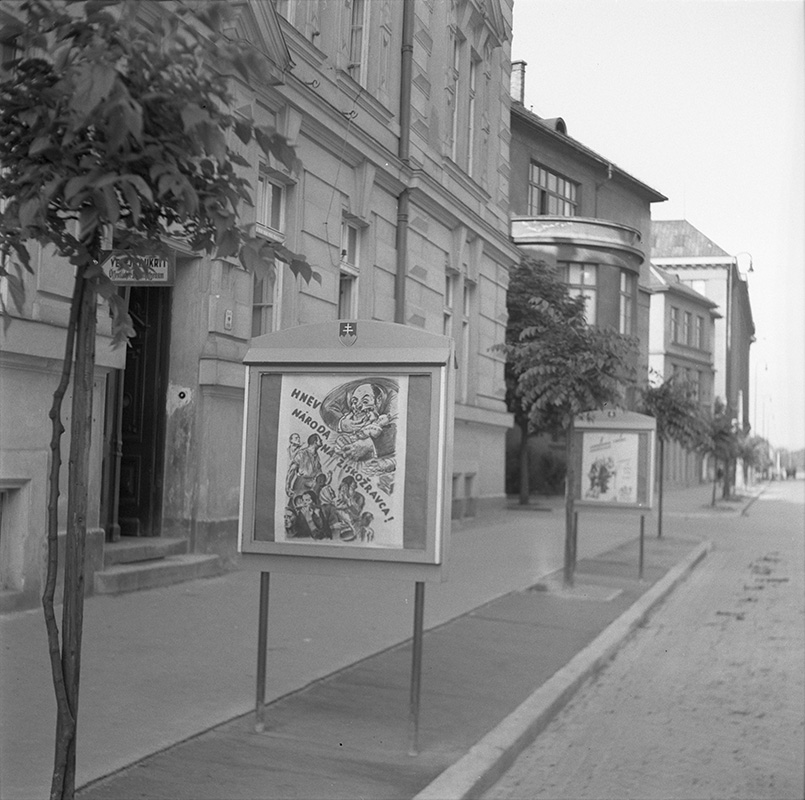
[70,62,117,117]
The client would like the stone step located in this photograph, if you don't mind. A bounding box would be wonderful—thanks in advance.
[94,554,222,595]
[103,537,188,567]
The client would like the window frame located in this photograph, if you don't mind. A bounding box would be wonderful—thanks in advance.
[528,162,579,217]
[619,270,635,335]
[560,261,598,325]
[338,220,361,319]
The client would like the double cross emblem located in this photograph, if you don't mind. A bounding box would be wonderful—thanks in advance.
[339,321,357,347]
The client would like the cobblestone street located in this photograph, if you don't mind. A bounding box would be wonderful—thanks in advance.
[484,480,805,800]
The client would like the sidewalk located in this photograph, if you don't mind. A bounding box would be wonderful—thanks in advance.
[1,482,760,800]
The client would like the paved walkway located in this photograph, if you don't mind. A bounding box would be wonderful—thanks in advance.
[483,479,805,800]
[0,482,755,799]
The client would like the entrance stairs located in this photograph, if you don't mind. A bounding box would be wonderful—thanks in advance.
[94,537,222,595]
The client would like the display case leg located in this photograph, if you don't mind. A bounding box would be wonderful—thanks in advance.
[639,515,645,580]
[407,580,425,756]
[255,571,270,732]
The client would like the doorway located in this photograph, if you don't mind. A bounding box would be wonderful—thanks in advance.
[116,286,171,537]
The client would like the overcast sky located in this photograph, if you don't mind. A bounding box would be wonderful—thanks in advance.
[511,0,805,452]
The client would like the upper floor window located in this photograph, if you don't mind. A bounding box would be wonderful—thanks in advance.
[347,0,368,85]
[466,56,478,175]
[560,261,597,325]
[529,164,578,217]
[682,311,692,345]
[459,282,473,401]
[449,34,462,163]
[252,268,282,337]
[443,272,457,337]
[670,306,680,343]
[256,173,285,241]
[619,271,635,335]
[339,221,360,318]
[695,315,705,349]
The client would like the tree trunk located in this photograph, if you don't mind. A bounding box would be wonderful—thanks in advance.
[47,269,98,800]
[564,419,576,587]
[711,458,719,506]
[657,438,665,538]
[518,418,530,505]
[43,276,82,800]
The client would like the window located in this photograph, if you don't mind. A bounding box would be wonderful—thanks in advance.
[670,306,680,343]
[682,311,692,345]
[449,34,462,162]
[459,282,472,401]
[560,262,597,324]
[443,273,457,336]
[252,172,286,337]
[339,221,360,318]
[256,175,285,239]
[347,0,368,85]
[251,269,282,337]
[619,271,635,335]
[466,56,478,175]
[695,315,705,349]
[529,163,578,217]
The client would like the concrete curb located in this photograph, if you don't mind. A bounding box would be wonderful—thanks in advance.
[412,539,713,800]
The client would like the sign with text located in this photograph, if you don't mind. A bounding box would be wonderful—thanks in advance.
[101,251,175,285]
[239,321,454,581]
[572,410,656,512]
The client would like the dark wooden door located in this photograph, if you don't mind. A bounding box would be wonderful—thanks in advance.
[118,287,171,537]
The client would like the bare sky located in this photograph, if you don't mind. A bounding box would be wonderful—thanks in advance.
[511,0,805,451]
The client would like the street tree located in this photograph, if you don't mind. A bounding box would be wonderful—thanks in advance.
[497,258,638,585]
[0,2,318,797]
[639,374,710,537]
[702,399,741,504]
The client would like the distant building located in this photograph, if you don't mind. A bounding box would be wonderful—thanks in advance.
[648,265,719,485]
[651,220,755,433]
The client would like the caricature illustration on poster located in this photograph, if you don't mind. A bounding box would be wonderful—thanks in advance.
[273,374,408,548]
[581,432,639,504]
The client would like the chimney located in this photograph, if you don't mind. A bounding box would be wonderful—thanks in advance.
[511,60,526,104]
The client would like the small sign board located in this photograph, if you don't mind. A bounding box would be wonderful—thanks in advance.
[571,409,656,512]
[238,321,455,582]
[100,251,175,285]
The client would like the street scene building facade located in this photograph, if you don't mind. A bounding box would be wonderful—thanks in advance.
[652,219,755,489]
[647,264,719,485]
[505,61,666,491]
[0,0,518,609]
[652,220,755,433]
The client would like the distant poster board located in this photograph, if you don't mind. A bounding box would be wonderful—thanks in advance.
[580,431,640,504]
[572,410,655,512]
[239,322,454,581]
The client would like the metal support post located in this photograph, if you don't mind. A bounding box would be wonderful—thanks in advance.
[407,580,425,756]
[639,516,645,580]
[255,572,270,732]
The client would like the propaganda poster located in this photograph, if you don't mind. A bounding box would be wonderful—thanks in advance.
[273,374,408,548]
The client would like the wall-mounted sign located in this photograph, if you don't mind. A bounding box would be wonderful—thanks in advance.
[239,321,455,581]
[571,409,656,512]
[100,251,175,285]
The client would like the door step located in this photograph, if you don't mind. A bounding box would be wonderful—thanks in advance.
[102,537,188,567]
[94,554,222,595]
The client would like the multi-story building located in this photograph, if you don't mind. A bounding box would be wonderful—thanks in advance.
[651,220,755,433]
[508,62,667,384]
[647,264,719,485]
[504,61,666,492]
[0,0,519,610]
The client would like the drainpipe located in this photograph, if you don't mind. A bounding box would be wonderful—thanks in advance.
[395,0,415,324]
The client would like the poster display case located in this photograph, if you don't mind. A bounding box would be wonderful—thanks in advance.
[571,409,656,512]
[238,321,454,581]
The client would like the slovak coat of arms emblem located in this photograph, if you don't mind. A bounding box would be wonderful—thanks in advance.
[339,321,357,347]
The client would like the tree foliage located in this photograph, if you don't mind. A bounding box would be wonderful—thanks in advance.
[0,0,318,341]
[639,373,709,450]
[499,258,639,435]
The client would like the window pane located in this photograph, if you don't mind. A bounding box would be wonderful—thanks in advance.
[270,184,283,230]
